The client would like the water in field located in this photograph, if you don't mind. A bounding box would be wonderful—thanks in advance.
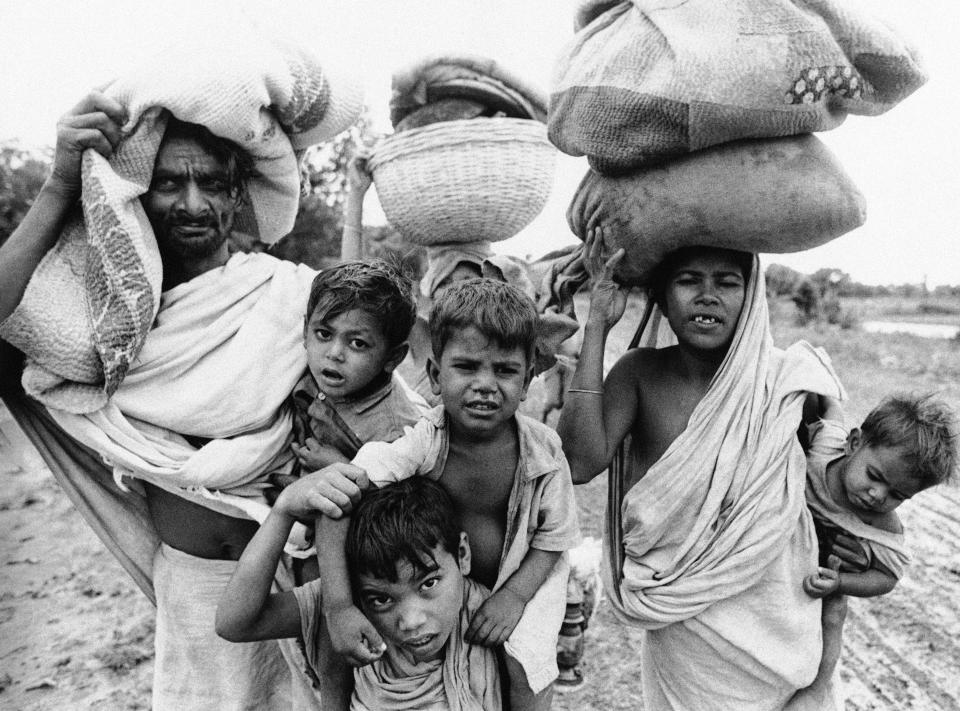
[862,320,960,339]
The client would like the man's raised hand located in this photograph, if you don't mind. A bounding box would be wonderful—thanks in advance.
[49,92,127,198]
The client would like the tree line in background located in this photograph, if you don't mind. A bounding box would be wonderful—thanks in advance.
[1,132,956,325]
[766,263,960,328]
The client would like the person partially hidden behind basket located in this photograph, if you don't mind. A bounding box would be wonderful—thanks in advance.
[557,227,865,710]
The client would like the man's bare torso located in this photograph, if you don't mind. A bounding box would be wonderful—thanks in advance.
[144,483,259,560]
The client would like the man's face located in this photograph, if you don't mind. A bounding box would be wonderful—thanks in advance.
[357,537,470,665]
[142,135,239,261]
[427,325,531,442]
[662,249,747,353]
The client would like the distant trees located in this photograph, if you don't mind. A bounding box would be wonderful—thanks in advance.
[0,142,52,246]
[765,263,804,297]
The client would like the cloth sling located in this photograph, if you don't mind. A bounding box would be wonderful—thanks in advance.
[0,25,362,413]
[604,258,847,709]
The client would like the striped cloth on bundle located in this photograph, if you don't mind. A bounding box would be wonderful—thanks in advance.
[0,24,362,413]
[549,0,927,173]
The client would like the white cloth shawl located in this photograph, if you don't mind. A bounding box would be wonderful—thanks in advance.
[47,252,316,523]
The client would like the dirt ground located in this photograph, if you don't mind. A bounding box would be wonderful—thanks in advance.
[2,309,959,709]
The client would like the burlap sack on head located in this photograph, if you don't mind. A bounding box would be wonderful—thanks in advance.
[565,133,865,287]
[0,24,363,413]
[550,0,927,173]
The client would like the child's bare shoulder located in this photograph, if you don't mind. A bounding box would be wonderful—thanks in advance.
[870,510,904,535]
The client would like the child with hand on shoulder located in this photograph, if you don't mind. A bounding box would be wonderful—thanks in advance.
[216,476,502,710]
[286,259,427,475]
[310,278,581,711]
[803,393,958,599]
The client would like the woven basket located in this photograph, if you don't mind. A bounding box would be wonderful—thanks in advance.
[368,118,556,245]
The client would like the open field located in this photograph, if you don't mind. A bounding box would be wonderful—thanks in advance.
[839,295,960,325]
[2,294,959,709]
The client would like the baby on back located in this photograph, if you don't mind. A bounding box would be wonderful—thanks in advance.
[803,393,958,599]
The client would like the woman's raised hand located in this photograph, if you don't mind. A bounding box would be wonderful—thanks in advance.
[584,225,628,332]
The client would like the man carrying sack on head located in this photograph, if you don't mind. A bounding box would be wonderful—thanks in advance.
[0,24,362,710]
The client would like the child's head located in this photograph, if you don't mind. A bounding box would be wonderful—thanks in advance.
[842,394,958,515]
[347,478,470,663]
[304,260,416,399]
[426,278,537,438]
[648,246,753,354]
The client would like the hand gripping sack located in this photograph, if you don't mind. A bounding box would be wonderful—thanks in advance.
[550,0,927,174]
[566,134,865,286]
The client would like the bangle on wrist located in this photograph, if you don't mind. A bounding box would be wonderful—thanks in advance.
[567,387,603,395]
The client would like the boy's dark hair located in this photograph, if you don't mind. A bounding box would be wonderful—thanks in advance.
[347,478,462,584]
[306,259,416,349]
[428,278,538,362]
[860,393,958,488]
[162,115,257,202]
[648,246,754,311]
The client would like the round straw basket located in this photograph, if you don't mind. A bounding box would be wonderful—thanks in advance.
[368,118,556,245]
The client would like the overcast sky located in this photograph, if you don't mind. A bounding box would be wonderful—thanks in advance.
[1,0,956,285]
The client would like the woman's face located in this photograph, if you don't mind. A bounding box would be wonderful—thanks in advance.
[662,249,747,354]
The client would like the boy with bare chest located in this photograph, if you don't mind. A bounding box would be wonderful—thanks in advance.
[307,278,580,710]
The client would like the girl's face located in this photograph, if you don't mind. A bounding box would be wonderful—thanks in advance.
[662,250,747,354]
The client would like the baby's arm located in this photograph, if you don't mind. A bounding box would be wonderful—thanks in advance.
[466,548,561,646]
[803,555,897,598]
[837,558,898,597]
[556,227,636,483]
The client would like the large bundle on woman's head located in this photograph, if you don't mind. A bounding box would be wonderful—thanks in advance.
[566,134,865,286]
[549,0,926,174]
[369,54,557,245]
